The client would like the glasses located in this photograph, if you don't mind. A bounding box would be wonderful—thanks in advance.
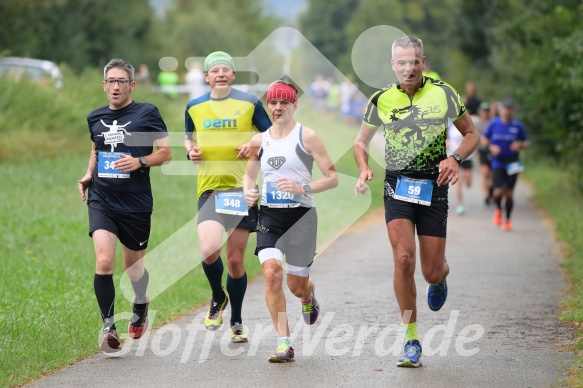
[104,78,131,86]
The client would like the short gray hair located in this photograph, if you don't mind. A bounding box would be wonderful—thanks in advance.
[391,36,424,58]
[103,59,134,80]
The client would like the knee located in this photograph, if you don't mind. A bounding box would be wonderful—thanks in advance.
[226,253,245,268]
[394,253,415,275]
[424,271,442,285]
[422,261,446,285]
[96,256,115,274]
[263,262,283,289]
[287,277,308,298]
[124,264,144,282]
[200,245,220,264]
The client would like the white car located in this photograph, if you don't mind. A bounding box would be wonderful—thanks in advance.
[0,57,63,88]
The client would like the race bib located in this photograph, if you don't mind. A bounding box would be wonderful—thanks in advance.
[506,161,524,175]
[265,181,301,208]
[215,190,248,215]
[393,176,433,206]
[97,152,130,178]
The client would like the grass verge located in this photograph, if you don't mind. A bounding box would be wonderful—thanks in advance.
[522,153,583,386]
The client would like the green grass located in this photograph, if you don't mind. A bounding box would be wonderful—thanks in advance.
[522,153,583,385]
[0,90,384,386]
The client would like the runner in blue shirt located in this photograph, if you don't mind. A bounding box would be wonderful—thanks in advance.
[482,98,529,231]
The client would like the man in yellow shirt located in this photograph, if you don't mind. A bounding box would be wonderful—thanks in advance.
[184,51,271,342]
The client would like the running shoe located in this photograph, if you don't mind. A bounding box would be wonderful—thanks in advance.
[128,296,149,339]
[456,205,465,215]
[396,339,422,367]
[204,292,229,331]
[427,280,448,312]
[230,322,248,343]
[268,342,295,363]
[100,321,121,353]
[493,209,502,226]
[502,219,512,231]
[301,283,320,325]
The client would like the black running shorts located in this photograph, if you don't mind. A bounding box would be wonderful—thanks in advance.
[383,172,449,238]
[88,200,151,250]
[478,148,492,166]
[492,167,519,191]
[255,206,317,268]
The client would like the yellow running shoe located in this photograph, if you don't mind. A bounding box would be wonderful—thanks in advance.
[230,323,248,343]
[204,293,228,331]
[268,341,295,363]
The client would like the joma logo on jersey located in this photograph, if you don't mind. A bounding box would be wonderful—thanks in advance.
[267,156,286,170]
[202,118,237,129]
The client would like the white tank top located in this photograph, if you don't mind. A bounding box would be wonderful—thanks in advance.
[260,122,315,208]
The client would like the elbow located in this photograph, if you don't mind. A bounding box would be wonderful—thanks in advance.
[330,172,339,189]
[163,148,173,164]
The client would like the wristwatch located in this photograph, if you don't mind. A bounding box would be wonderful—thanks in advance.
[302,184,311,196]
[139,156,147,168]
[450,154,462,165]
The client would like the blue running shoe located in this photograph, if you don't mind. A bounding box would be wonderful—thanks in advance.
[427,280,448,311]
[396,339,422,367]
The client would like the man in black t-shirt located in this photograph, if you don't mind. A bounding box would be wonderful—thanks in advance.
[78,59,172,353]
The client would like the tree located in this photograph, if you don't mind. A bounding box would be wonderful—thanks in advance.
[0,0,154,72]
[298,0,359,77]
[146,0,276,80]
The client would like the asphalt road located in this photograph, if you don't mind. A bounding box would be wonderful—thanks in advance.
[29,169,575,387]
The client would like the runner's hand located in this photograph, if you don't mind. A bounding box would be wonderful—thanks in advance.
[437,157,459,186]
[276,178,302,195]
[244,188,259,206]
[114,154,140,172]
[188,146,202,164]
[78,175,92,201]
[355,169,373,198]
[489,144,501,156]
[235,143,250,159]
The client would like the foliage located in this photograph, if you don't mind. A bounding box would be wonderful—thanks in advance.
[144,0,276,81]
[523,150,583,384]
[298,0,359,78]
[485,0,583,190]
[0,65,187,163]
[0,0,154,72]
[300,0,464,93]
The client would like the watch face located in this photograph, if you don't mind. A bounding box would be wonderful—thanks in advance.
[140,156,147,166]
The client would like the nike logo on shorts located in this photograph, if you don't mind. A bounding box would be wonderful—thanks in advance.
[139,240,148,246]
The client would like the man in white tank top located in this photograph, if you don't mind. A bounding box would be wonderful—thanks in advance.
[243,80,338,363]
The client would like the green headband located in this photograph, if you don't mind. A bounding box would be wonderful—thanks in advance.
[203,51,235,73]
